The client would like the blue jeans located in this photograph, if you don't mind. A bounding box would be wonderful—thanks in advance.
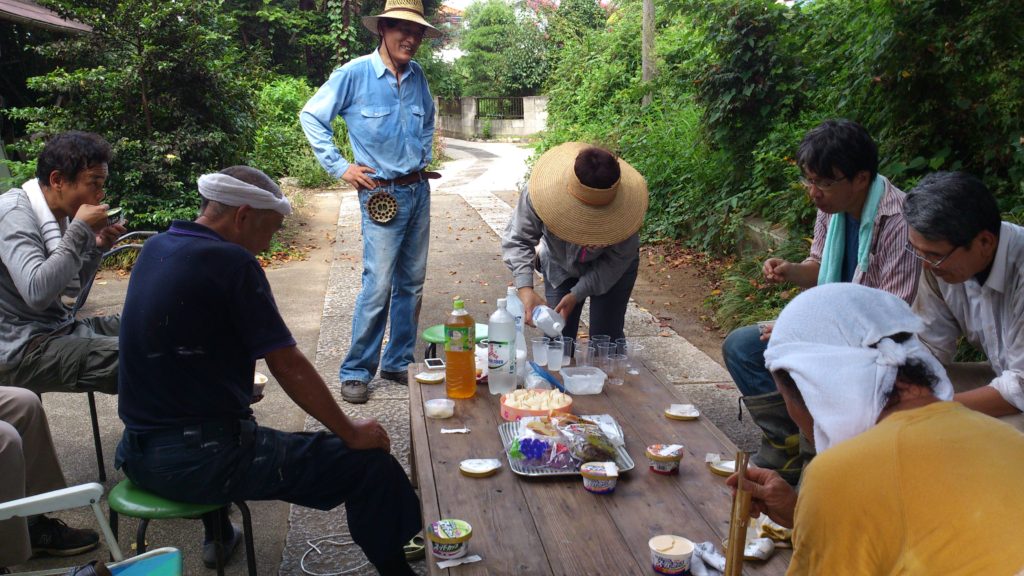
[115,420,421,567]
[722,324,776,396]
[544,256,640,342]
[341,181,431,383]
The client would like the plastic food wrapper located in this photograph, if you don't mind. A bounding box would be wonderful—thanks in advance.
[688,541,726,576]
[524,363,553,390]
[756,513,792,547]
[507,414,623,471]
[507,433,575,471]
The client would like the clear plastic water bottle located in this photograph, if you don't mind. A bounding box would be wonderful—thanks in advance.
[488,298,517,395]
[532,305,565,338]
[505,287,528,383]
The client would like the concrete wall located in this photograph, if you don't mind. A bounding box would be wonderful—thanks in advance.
[436,96,548,140]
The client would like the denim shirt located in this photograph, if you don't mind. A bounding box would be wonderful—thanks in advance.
[300,49,435,181]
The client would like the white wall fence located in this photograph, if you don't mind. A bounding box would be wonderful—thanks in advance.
[435,95,548,140]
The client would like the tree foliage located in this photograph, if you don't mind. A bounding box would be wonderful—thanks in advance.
[459,0,549,96]
[543,0,1024,252]
[8,0,260,228]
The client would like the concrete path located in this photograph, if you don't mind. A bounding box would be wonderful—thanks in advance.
[12,137,753,575]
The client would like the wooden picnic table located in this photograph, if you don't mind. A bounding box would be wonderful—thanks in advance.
[408,361,791,575]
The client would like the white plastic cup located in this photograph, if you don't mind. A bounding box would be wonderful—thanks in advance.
[608,354,627,385]
[596,342,616,369]
[576,342,595,367]
[531,336,550,367]
[547,342,564,372]
[556,336,573,367]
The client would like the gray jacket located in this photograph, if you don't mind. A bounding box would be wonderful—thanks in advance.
[502,190,640,300]
[0,188,102,369]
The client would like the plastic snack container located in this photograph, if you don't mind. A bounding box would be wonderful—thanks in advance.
[646,444,684,475]
[580,461,618,494]
[427,519,473,560]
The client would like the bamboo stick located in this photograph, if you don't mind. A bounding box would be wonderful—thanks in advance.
[724,452,752,576]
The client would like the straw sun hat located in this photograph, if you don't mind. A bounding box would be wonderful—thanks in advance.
[362,0,443,39]
[528,142,649,246]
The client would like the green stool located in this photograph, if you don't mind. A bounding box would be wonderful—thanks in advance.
[421,323,488,359]
[108,479,256,576]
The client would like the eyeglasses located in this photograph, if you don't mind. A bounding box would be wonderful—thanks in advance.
[903,241,959,268]
[799,176,847,191]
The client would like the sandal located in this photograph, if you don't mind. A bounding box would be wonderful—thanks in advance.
[404,534,426,561]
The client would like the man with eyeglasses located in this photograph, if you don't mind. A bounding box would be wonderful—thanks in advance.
[722,119,921,485]
[301,0,442,404]
[905,171,1024,427]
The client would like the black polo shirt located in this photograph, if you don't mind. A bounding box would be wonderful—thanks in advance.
[118,220,295,431]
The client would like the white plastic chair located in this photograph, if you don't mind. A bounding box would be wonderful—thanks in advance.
[0,482,182,575]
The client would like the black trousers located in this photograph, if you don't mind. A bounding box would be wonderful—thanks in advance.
[543,256,640,342]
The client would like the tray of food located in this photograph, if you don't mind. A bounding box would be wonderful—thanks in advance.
[499,413,635,477]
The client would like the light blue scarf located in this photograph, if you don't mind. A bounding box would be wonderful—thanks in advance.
[817,175,887,285]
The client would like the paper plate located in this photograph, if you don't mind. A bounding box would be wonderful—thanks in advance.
[415,371,445,384]
[459,458,501,478]
[664,404,700,421]
[708,459,736,477]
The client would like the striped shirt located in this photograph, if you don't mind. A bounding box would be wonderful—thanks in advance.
[806,176,921,304]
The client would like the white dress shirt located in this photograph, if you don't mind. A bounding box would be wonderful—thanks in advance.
[914,221,1024,411]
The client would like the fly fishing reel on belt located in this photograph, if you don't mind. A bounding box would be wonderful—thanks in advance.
[366,189,399,224]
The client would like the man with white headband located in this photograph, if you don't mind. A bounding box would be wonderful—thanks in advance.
[301,0,441,404]
[728,283,1024,574]
[116,166,421,574]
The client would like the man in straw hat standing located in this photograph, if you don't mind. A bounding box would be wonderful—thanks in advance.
[502,143,649,342]
[116,166,421,574]
[301,0,442,404]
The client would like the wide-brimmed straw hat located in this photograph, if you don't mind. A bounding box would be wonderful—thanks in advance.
[528,142,649,246]
[362,0,443,39]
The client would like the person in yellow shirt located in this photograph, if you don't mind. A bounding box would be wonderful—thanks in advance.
[731,283,1024,575]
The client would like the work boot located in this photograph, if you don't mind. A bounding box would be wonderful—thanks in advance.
[741,392,805,486]
[341,380,369,404]
[380,370,409,385]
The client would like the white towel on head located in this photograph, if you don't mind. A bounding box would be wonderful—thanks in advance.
[764,283,953,453]
[197,173,291,216]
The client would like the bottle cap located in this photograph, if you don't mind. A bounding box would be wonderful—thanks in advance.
[453,299,464,309]
[497,298,506,308]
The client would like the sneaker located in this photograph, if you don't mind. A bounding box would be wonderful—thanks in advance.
[29,516,100,557]
[341,380,369,404]
[202,525,242,569]
[380,370,408,385]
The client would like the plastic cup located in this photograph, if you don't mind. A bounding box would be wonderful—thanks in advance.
[547,342,564,372]
[591,335,611,346]
[615,337,629,355]
[556,336,573,366]
[575,342,595,367]
[596,342,616,369]
[608,353,627,385]
[531,336,550,367]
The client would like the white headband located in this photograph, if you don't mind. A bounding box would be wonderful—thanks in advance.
[763,284,953,453]
[197,173,292,216]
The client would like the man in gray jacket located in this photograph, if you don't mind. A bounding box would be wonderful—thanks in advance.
[0,131,126,394]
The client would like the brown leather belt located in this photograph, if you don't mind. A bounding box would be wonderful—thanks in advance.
[373,170,441,188]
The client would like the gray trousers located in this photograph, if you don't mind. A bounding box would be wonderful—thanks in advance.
[3,316,119,395]
[0,387,67,566]
[946,362,1024,432]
